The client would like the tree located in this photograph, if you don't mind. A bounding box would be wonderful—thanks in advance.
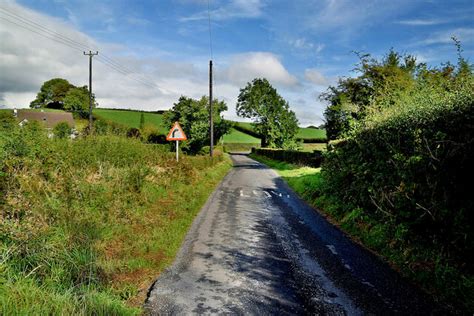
[63,86,95,118]
[236,78,299,149]
[164,96,231,154]
[30,78,74,109]
[320,50,420,140]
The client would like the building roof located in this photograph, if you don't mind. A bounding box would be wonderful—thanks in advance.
[17,110,75,128]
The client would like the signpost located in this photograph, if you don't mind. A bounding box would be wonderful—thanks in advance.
[166,122,187,162]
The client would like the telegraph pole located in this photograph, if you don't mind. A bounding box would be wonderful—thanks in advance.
[84,50,98,133]
[209,60,213,157]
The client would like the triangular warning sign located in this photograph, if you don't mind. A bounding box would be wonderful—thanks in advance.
[166,121,187,141]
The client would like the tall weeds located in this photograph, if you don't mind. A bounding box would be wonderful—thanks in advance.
[0,116,230,314]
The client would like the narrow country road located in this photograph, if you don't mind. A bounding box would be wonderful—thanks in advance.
[145,154,437,315]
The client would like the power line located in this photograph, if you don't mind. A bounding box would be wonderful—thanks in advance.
[0,15,155,88]
[0,16,83,52]
[0,7,159,89]
[207,0,213,60]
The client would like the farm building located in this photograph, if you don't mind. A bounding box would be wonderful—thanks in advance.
[17,110,75,128]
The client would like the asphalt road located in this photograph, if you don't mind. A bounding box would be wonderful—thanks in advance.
[145,154,438,315]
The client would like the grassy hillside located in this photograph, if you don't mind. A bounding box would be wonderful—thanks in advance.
[222,128,260,144]
[0,115,232,314]
[94,109,167,133]
[234,121,326,141]
[296,127,326,139]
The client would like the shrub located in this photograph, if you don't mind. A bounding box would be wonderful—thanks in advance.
[141,125,167,144]
[53,122,72,139]
[92,119,127,136]
[127,127,141,138]
[321,76,474,310]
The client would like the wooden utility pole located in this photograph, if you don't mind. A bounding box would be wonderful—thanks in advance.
[209,60,213,157]
[84,50,98,133]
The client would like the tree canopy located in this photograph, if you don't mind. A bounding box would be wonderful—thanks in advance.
[320,50,421,140]
[30,78,74,109]
[320,45,472,140]
[164,96,231,154]
[236,78,299,149]
[63,86,94,118]
[30,78,96,117]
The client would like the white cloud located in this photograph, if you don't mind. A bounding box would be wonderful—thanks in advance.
[224,52,297,87]
[126,16,152,26]
[0,1,201,111]
[303,0,413,37]
[0,1,324,126]
[397,18,445,26]
[304,69,328,86]
[180,0,264,21]
[421,28,474,45]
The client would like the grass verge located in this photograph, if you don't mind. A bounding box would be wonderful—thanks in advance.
[1,123,232,314]
[249,153,472,314]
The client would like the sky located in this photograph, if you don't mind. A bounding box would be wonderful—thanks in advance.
[0,0,473,126]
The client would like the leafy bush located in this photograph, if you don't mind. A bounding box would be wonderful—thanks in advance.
[141,125,167,144]
[53,121,72,139]
[321,75,474,311]
[92,118,128,136]
[126,127,141,138]
[164,96,231,154]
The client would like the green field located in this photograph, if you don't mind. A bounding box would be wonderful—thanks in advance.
[234,121,326,140]
[222,128,260,143]
[92,109,326,145]
[94,109,167,133]
[296,127,326,139]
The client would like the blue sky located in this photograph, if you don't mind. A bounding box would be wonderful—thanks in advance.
[1,0,473,125]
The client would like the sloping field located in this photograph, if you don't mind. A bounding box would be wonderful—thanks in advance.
[296,127,326,139]
[234,121,326,141]
[222,128,260,143]
[94,109,167,133]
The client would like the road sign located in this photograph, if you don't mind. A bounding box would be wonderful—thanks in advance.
[167,122,187,162]
[166,122,187,141]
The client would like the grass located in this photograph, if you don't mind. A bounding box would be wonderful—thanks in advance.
[222,128,260,143]
[234,121,326,141]
[300,143,327,152]
[94,109,167,134]
[296,127,326,139]
[249,154,322,198]
[0,120,232,314]
[250,153,471,314]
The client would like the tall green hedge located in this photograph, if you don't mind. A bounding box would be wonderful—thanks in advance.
[321,79,473,309]
[323,79,473,252]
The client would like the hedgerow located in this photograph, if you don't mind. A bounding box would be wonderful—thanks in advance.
[321,73,474,311]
